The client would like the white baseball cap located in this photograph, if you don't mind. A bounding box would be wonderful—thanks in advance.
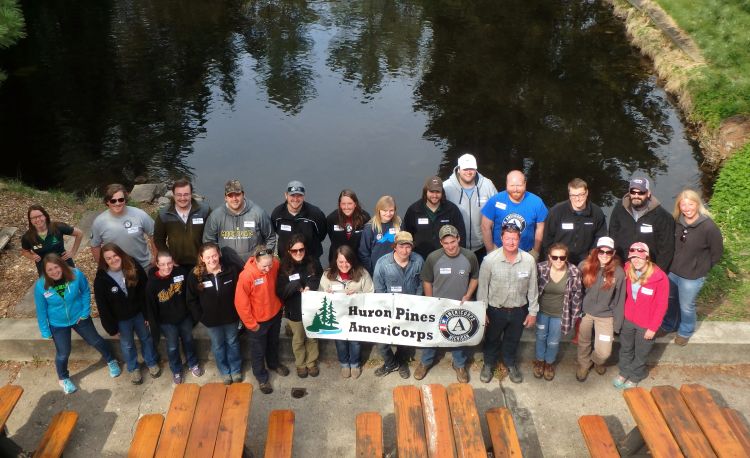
[596,236,615,250]
[457,154,477,170]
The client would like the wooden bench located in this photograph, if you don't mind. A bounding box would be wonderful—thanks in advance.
[264,410,294,458]
[356,412,383,458]
[650,385,715,457]
[0,385,24,434]
[128,414,164,458]
[623,387,683,458]
[577,415,619,458]
[33,410,78,458]
[487,408,523,458]
[679,384,746,457]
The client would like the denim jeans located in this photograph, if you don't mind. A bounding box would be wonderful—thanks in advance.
[117,313,159,372]
[482,306,528,367]
[335,340,362,368]
[49,317,114,380]
[375,344,409,369]
[661,273,706,338]
[420,348,468,368]
[160,316,198,375]
[535,313,562,364]
[247,312,282,383]
[206,321,242,376]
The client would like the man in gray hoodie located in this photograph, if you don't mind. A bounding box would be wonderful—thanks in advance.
[443,154,498,264]
[202,180,277,261]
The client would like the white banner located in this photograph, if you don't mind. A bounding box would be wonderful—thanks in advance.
[301,291,486,347]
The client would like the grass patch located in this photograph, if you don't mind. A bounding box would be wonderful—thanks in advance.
[0,178,100,218]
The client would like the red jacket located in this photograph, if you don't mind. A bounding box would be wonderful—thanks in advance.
[623,262,669,331]
[235,257,282,329]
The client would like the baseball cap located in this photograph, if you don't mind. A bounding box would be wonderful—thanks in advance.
[628,242,650,259]
[596,236,615,250]
[457,154,477,170]
[629,177,650,193]
[425,176,443,192]
[394,231,414,246]
[287,180,306,195]
[439,225,459,239]
[224,180,243,195]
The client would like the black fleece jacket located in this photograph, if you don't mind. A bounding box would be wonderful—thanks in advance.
[93,263,149,336]
[186,263,241,327]
[145,266,190,326]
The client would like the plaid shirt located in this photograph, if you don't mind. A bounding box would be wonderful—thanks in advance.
[536,261,583,334]
[478,249,539,314]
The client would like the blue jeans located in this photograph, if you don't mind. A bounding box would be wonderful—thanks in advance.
[535,313,562,364]
[118,313,159,372]
[160,316,198,375]
[335,340,362,368]
[49,318,114,380]
[420,348,468,368]
[483,306,528,367]
[206,322,242,376]
[661,273,706,338]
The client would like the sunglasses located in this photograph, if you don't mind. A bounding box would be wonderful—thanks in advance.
[108,197,126,204]
[629,247,648,253]
[549,255,567,261]
[629,189,647,196]
[680,229,688,242]
[598,249,614,256]
[289,247,305,254]
[256,249,273,257]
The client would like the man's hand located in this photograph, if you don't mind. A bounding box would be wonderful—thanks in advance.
[250,324,260,332]
[523,314,537,328]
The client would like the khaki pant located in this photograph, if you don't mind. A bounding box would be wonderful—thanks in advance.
[288,320,319,368]
[577,314,614,368]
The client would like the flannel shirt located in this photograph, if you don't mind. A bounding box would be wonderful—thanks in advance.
[536,261,583,334]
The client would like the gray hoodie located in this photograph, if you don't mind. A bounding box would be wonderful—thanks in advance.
[443,167,498,251]
[202,198,277,261]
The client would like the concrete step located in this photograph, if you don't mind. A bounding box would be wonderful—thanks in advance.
[0,318,746,365]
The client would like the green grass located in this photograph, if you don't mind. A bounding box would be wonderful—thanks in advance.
[0,178,101,218]
[655,0,750,128]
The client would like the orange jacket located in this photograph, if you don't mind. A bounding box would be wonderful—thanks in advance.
[235,257,282,329]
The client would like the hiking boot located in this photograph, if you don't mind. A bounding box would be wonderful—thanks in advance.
[130,370,143,385]
[190,365,204,377]
[259,382,273,394]
[480,364,494,383]
[148,365,162,379]
[508,365,523,384]
[543,363,555,381]
[594,364,607,375]
[223,374,233,385]
[613,375,628,389]
[274,365,290,377]
[172,372,184,384]
[374,364,398,377]
[59,378,77,394]
[413,363,429,381]
[532,360,544,379]
[231,373,244,383]
[308,365,320,377]
[398,364,411,379]
[297,367,308,378]
[341,367,351,378]
[576,364,591,382]
[454,366,469,383]
[674,335,690,346]
[351,367,362,379]
[107,360,121,378]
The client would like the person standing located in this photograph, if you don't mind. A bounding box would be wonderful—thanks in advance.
[372,231,424,379]
[358,195,401,274]
[403,176,466,260]
[326,189,370,265]
[659,189,723,345]
[542,178,607,265]
[609,177,675,273]
[271,180,328,265]
[21,204,84,276]
[90,184,156,269]
[478,223,538,384]
[153,178,210,272]
[443,153,498,264]
[202,179,277,262]
[417,225,479,382]
[481,170,547,259]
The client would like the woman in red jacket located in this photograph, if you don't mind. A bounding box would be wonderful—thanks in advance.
[235,246,289,394]
[614,242,669,389]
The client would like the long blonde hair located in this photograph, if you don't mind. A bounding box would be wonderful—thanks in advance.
[370,195,401,235]
[626,259,654,284]
[673,189,711,220]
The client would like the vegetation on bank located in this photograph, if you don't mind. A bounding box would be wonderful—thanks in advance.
[0,0,25,82]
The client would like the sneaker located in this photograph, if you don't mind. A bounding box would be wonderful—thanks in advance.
[308,365,320,377]
[398,364,411,379]
[341,367,351,379]
[172,372,184,384]
[594,364,607,375]
[148,365,162,379]
[130,369,143,385]
[59,378,77,394]
[532,360,544,379]
[543,363,555,381]
[480,364,494,383]
[576,364,591,382]
[613,375,628,389]
[374,364,398,377]
[223,374,233,385]
[508,365,523,384]
[351,367,362,379]
[190,365,204,377]
[231,373,244,383]
[413,363,429,381]
[297,367,309,378]
[674,335,690,346]
[107,360,121,378]
[454,366,469,383]
[623,380,639,389]
[274,365,290,377]
[259,382,273,394]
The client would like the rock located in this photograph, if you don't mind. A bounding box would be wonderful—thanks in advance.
[130,183,168,203]
[157,196,171,210]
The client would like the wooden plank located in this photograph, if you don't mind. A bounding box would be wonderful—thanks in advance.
[214,383,253,458]
[721,408,750,454]
[393,385,429,458]
[33,410,78,458]
[623,387,683,458]
[0,227,17,251]
[264,410,294,458]
[680,384,746,458]
[185,383,227,458]
[356,412,383,458]
[128,414,164,458]
[420,384,457,458]
[577,415,619,458]
[487,408,523,458]
[446,383,487,458]
[0,385,23,432]
[154,383,200,458]
[650,386,716,457]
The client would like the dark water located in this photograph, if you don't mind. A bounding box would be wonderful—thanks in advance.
[0,0,703,213]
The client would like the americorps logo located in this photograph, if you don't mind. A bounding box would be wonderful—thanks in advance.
[438,309,480,343]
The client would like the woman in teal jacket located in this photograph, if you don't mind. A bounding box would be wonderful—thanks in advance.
[35,254,121,394]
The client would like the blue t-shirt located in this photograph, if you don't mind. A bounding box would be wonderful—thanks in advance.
[481,191,548,251]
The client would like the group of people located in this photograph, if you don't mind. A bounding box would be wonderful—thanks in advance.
[27,154,723,394]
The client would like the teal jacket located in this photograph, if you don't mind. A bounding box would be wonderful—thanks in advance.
[34,268,91,338]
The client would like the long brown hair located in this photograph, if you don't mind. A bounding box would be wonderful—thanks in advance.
[581,247,622,290]
[41,253,76,289]
[326,245,364,282]
[98,243,139,288]
[193,242,221,291]
[280,234,316,277]
[336,189,368,229]
[22,205,61,246]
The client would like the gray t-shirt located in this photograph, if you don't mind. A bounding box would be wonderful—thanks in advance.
[107,269,128,296]
[91,206,155,269]
[421,247,479,300]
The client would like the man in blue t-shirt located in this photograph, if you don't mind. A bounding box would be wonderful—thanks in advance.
[480,170,548,259]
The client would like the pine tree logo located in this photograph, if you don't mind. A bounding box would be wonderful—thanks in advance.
[306,296,342,334]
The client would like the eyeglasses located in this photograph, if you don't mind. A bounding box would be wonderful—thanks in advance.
[569,193,587,199]
[174,193,191,198]
[598,249,614,256]
[30,215,46,220]
[629,189,647,196]
[108,197,126,204]
[289,247,305,254]
[680,229,688,242]
[549,255,567,261]
[629,248,648,253]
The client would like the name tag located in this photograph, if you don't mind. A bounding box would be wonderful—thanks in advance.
[562,223,574,230]
[289,273,300,281]
[479,198,487,205]
[495,202,507,210]
[244,221,255,228]
[390,286,402,293]
[599,335,612,342]
[333,225,344,231]
[418,218,429,225]
[254,278,265,286]
[127,227,140,234]
[641,287,654,296]
[43,291,54,298]
[584,222,593,225]
[280,224,292,232]
[331,283,344,291]
[439,267,452,275]
[192,217,204,224]
[518,271,529,278]
[202,280,214,288]
[173,275,184,283]
[33,244,43,250]
[640,224,653,233]
[388,228,396,234]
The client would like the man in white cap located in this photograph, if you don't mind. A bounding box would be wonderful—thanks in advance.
[443,153,497,264]
[271,180,328,265]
